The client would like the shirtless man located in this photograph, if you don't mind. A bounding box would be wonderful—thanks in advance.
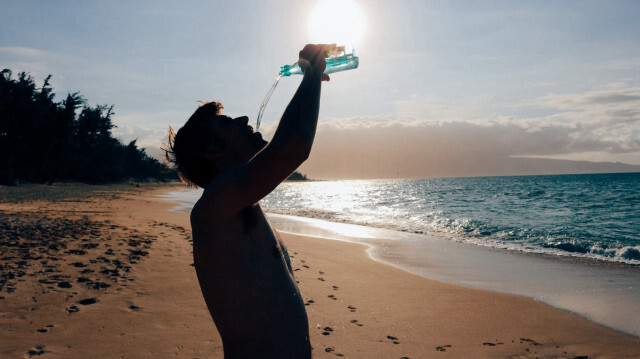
[165,44,334,358]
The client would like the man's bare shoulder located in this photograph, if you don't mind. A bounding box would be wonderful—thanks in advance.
[190,194,241,253]
[190,171,240,223]
[190,184,266,237]
[191,187,231,226]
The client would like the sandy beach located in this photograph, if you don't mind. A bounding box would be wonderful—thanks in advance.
[1,183,640,358]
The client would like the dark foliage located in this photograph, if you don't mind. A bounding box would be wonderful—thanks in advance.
[0,69,174,185]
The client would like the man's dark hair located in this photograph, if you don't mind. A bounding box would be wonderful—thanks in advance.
[164,101,224,188]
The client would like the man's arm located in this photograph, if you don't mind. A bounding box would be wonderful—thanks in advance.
[195,44,333,221]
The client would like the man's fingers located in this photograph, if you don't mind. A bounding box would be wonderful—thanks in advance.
[322,44,338,57]
[299,43,338,78]
[301,43,337,60]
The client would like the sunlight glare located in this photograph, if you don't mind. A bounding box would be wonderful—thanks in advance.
[308,0,366,47]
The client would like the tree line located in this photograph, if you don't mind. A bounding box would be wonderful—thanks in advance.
[0,69,175,185]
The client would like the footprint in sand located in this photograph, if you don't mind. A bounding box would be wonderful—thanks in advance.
[305,299,315,306]
[436,344,452,352]
[322,327,333,335]
[67,249,87,255]
[350,319,364,327]
[519,338,541,346]
[483,340,504,346]
[387,335,400,344]
[27,345,47,356]
[324,347,345,357]
[328,294,337,300]
[36,325,54,333]
[332,285,339,290]
[57,281,72,288]
[318,277,325,281]
[347,305,356,312]
[77,297,97,305]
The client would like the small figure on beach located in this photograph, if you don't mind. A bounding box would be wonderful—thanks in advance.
[164,44,334,358]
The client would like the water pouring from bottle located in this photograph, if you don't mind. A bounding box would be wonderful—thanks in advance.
[255,0,365,132]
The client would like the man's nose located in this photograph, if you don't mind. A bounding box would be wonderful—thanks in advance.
[235,116,249,126]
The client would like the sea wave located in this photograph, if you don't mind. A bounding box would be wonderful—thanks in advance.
[263,207,640,266]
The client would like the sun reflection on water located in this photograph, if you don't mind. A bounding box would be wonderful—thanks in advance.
[262,179,405,233]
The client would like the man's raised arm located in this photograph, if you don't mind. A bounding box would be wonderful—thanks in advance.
[197,44,334,219]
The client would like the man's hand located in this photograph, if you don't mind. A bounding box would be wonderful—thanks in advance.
[298,44,336,82]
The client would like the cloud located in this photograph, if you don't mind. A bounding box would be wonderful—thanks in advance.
[297,86,640,178]
[111,86,639,179]
[113,124,168,161]
[527,88,640,151]
[395,86,640,152]
[299,118,640,179]
[0,46,72,91]
[0,46,43,57]
[536,87,640,109]
[603,57,640,71]
[111,111,185,161]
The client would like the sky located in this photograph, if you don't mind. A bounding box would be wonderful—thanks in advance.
[2,0,640,179]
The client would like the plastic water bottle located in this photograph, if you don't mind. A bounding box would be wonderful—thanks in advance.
[279,46,359,77]
[256,46,359,131]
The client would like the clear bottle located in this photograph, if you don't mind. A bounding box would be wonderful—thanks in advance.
[279,46,359,77]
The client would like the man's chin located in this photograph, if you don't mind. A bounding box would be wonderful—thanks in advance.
[252,133,269,150]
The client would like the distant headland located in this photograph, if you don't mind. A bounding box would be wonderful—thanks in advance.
[286,172,308,181]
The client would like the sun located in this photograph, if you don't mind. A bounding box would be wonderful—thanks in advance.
[307,0,366,48]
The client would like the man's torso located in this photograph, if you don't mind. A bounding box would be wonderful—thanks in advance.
[191,202,310,358]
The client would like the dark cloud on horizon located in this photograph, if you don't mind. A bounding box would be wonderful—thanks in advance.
[300,101,640,179]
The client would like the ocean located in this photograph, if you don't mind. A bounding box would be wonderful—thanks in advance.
[167,172,640,265]
[159,172,640,335]
[260,172,640,265]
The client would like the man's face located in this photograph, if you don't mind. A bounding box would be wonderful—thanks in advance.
[209,115,268,162]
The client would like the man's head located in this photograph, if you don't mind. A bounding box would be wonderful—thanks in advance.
[164,101,268,188]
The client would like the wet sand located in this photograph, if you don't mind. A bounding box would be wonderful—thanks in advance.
[266,213,640,337]
[1,183,639,358]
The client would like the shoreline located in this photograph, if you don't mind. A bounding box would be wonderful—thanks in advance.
[160,186,640,267]
[1,183,640,358]
[266,213,640,338]
[264,207,640,267]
